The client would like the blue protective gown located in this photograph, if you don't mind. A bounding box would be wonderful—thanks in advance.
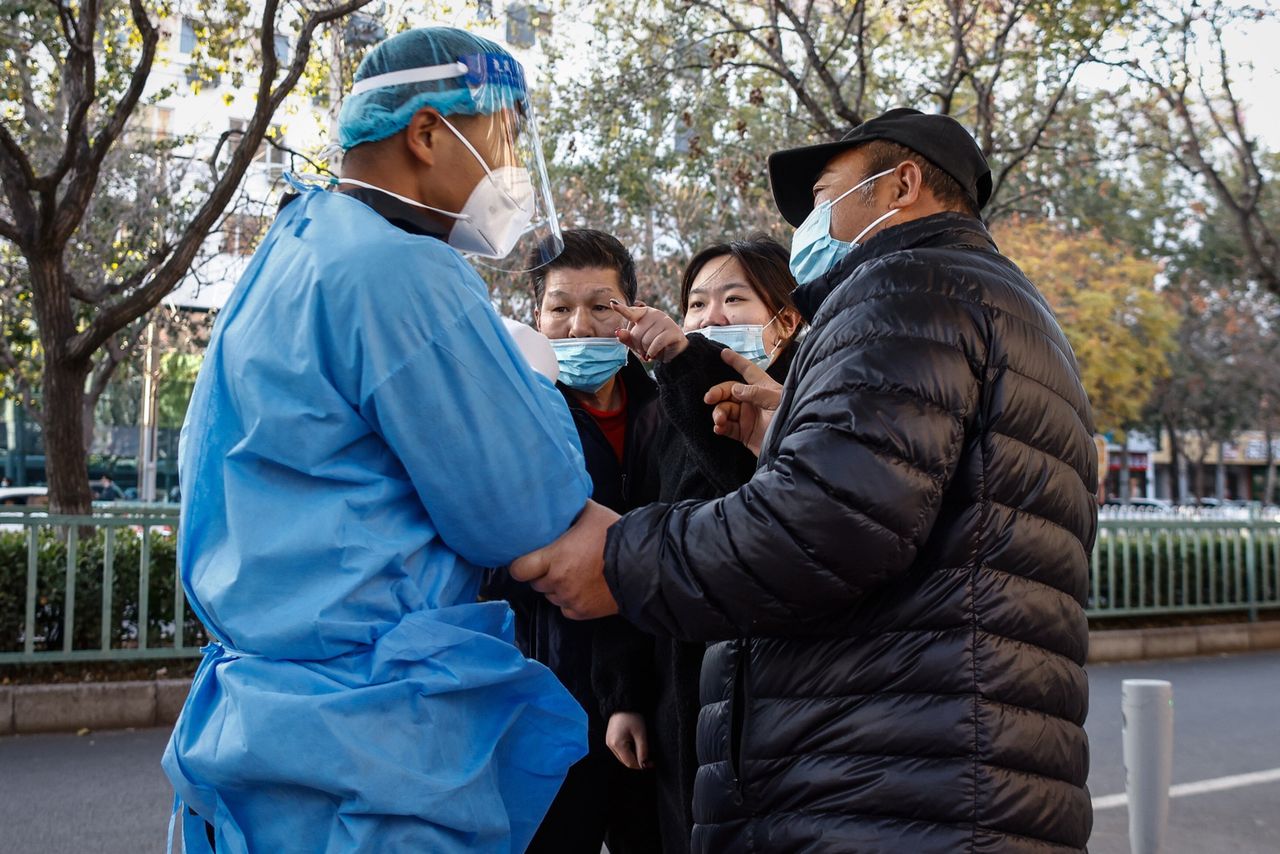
[162,184,592,853]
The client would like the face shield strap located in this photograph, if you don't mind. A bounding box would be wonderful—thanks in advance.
[349,61,469,96]
[348,53,528,100]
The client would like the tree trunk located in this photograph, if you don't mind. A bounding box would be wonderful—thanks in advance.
[1165,420,1184,503]
[42,358,95,515]
[28,256,94,516]
[1120,442,1131,504]
[1193,437,1209,500]
[1265,421,1277,506]
[1216,441,1227,499]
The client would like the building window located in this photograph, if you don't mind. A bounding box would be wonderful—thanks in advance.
[186,65,221,88]
[476,0,495,19]
[506,4,552,48]
[274,33,290,64]
[222,215,268,256]
[134,105,173,139]
[179,18,197,54]
[343,13,386,49]
[229,120,288,172]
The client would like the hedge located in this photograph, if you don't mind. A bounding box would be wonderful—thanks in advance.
[0,527,206,653]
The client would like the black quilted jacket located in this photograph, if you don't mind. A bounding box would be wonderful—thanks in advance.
[603,212,1098,853]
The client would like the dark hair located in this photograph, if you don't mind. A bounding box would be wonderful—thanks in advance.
[679,235,803,335]
[529,229,638,304]
[858,140,980,218]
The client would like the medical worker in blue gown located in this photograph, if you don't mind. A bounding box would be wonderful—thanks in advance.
[161,27,615,853]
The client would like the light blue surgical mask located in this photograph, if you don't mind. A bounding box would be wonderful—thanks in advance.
[789,168,899,285]
[693,313,782,368]
[549,338,628,393]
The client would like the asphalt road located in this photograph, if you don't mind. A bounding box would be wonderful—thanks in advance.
[1084,650,1280,854]
[2,651,1278,853]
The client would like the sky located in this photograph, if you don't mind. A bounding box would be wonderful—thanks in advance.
[1225,18,1280,145]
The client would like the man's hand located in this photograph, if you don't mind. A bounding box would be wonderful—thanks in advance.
[610,300,689,363]
[704,347,784,457]
[605,712,653,770]
[509,500,622,620]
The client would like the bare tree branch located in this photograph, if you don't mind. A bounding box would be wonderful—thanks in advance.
[684,0,840,136]
[1118,3,1280,294]
[85,318,146,419]
[986,59,1084,209]
[70,0,375,362]
[0,123,40,242]
[51,0,159,245]
[773,0,861,126]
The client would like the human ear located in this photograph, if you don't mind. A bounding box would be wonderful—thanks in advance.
[892,161,923,208]
[404,107,445,168]
[777,308,802,341]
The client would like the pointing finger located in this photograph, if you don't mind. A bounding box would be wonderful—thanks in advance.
[718,346,772,385]
[609,299,648,323]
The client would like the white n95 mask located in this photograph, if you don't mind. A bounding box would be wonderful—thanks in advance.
[447,165,535,258]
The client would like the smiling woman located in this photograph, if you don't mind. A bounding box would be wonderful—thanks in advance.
[679,239,803,362]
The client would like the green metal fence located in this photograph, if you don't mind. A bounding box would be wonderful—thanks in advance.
[2,508,1279,665]
[1088,513,1280,619]
[0,506,203,665]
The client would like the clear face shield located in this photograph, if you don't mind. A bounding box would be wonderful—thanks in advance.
[343,52,562,272]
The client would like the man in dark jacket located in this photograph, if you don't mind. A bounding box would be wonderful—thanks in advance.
[513,109,1098,853]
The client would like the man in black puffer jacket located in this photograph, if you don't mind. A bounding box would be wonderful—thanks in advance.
[513,109,1097,853]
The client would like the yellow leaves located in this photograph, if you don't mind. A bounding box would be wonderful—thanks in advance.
[222,93,234,107]
[995,217,1177,434]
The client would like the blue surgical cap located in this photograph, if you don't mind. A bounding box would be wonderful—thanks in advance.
[337,27,528,150]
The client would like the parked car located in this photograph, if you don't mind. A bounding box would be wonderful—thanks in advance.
[0,486,49,507]
[1103,497,1172,510]
[0,486,49,532]
[1195,497,1250,508]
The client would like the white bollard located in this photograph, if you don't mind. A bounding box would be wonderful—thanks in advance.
[1122,679,1174,854]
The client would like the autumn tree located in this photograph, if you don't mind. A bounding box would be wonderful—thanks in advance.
[0,0,374,513]
[994,217,1175,440]
[1146,200,1280,501]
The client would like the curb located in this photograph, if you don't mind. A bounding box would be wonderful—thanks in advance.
[1087,622,1280,664]
[0,679,189,736]
[3,624,1280,735]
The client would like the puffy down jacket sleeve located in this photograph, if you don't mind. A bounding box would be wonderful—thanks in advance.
[604,280,986,641]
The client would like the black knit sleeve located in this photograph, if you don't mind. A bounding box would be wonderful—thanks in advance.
[653,334,761,495]
[591,615,658,720]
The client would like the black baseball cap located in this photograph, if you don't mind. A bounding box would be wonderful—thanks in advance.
[768,108,992,227]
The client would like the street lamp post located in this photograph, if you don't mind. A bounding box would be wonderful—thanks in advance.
[136,318,160,502]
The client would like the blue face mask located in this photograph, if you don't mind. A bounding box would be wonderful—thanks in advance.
[788,168,899,285]
[694,313,782,368]
[549,338,628,393]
